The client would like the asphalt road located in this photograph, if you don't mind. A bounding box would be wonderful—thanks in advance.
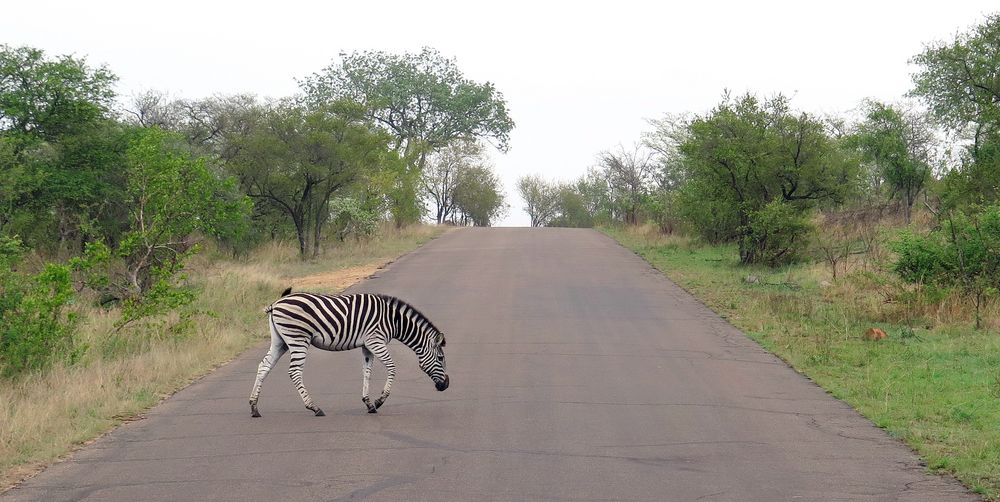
[3,228,977,501]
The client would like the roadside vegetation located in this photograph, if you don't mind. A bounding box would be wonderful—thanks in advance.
[0,225,443,488]
[0,44,500,485]
[518,13,1000,498]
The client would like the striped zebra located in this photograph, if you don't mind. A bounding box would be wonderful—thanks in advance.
[249,288,449,417]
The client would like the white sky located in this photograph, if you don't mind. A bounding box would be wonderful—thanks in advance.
[3,1,996,226]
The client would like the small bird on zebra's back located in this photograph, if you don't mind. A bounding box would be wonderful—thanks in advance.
[249,287,449,417]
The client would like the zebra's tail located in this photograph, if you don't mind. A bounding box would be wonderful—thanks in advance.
[263,287,294,315]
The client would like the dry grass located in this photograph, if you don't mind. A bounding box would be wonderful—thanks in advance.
[0,224,447,489]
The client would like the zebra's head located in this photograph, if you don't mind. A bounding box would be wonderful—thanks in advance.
[416,331,449,391]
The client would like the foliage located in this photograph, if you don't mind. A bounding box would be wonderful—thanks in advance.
[548,184,594,228]
[516,175,560,227]
[0,236,78,377]
[0,45,123,251]
[301,48,515,226]
[597,144,655,225]
[0,45,116,139]
[453,163,507,226]
[911,14,1000,205]
[848,101,933,222]
[677,93,856,264]
[72,127,250,326]
[893,205,1000,328]
[742,199,814,266]
[302,47,514,155]
[329,197,379,241]
[422,140,490,224]
[224,101,396,257]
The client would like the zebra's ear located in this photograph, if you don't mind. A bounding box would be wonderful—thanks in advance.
[437,332,446,347]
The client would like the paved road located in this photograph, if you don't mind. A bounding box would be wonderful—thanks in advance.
[4,228,976,501]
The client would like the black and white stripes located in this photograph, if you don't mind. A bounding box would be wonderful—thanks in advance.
[249,288,449,417]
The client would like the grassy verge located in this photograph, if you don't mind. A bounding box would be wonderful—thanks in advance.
[0,224,446,489]
[605,225,1000,499]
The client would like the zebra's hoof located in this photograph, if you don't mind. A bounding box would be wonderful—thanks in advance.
[374,398,385,409]
[251,410,261,418]
[367,407,378,414]
[313,409,325,417]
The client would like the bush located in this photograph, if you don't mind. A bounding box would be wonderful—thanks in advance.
[893,205,1000,328]
[0,236,78,377]
[741,199,814,266]
[330,197,379,241]
[676,179,740,243]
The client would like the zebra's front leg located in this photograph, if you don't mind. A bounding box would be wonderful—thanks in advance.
[361,347,377,413]
[287,343,325,416]
[367,341,396,411]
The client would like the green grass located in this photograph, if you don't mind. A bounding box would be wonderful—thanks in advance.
[605,225,1000,499]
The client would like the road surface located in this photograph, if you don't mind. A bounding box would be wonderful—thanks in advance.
[3,228,976,501]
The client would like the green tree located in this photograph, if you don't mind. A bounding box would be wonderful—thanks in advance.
[0,45,116,140]
[911,14,1000,204]
[453,163,507,226]
[80,127,250,324]
[423,140,486,224]
[679,93,855,264]
[301,48,515,225]
[548,184,594,228]
[225,102,398,257]
[516,175,560,227]
[849,101,933,223]
[0,45,121,250]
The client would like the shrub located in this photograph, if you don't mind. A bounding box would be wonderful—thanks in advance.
[893,205,1000,328]
[330,197,380,241]
[741,199,814,266]
[0,236,78,377]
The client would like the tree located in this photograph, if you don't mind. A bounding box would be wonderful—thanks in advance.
[548,184,593,228]
[453,164,507,227]
[643,113,690,192]
[516,175,560,227]
[0,45,116,140]
[0,45,122,251]
[78,127,250,324]
[225,102,398,257]
[849,101,933,223]
[598,144,655,225]
[423,140,486,224]
[678,93,856,264]
[301,48,515,225]
[911,14,1000,204]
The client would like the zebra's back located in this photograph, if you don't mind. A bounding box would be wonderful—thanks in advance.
[268,292,395,351]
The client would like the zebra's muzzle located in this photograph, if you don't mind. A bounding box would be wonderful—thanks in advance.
[435,374,450,391]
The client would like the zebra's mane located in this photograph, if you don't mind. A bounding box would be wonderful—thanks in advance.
[375,294,444,340]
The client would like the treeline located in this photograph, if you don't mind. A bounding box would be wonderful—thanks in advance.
[0,46,513,376]
[518,13,1000,326]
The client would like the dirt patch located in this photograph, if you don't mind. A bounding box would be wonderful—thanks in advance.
[291,264,381,293]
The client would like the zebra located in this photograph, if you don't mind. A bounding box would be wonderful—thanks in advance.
[249,287,449,417]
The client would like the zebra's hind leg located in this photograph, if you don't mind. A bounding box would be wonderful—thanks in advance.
[361,347,377,413]
[367,341,396,411]
[249,325,288,417]
[286,341,325,416]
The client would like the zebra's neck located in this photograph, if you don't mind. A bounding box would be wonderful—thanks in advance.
[388,298,437,351]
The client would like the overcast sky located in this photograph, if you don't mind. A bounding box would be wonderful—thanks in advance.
[4,1,996,226]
